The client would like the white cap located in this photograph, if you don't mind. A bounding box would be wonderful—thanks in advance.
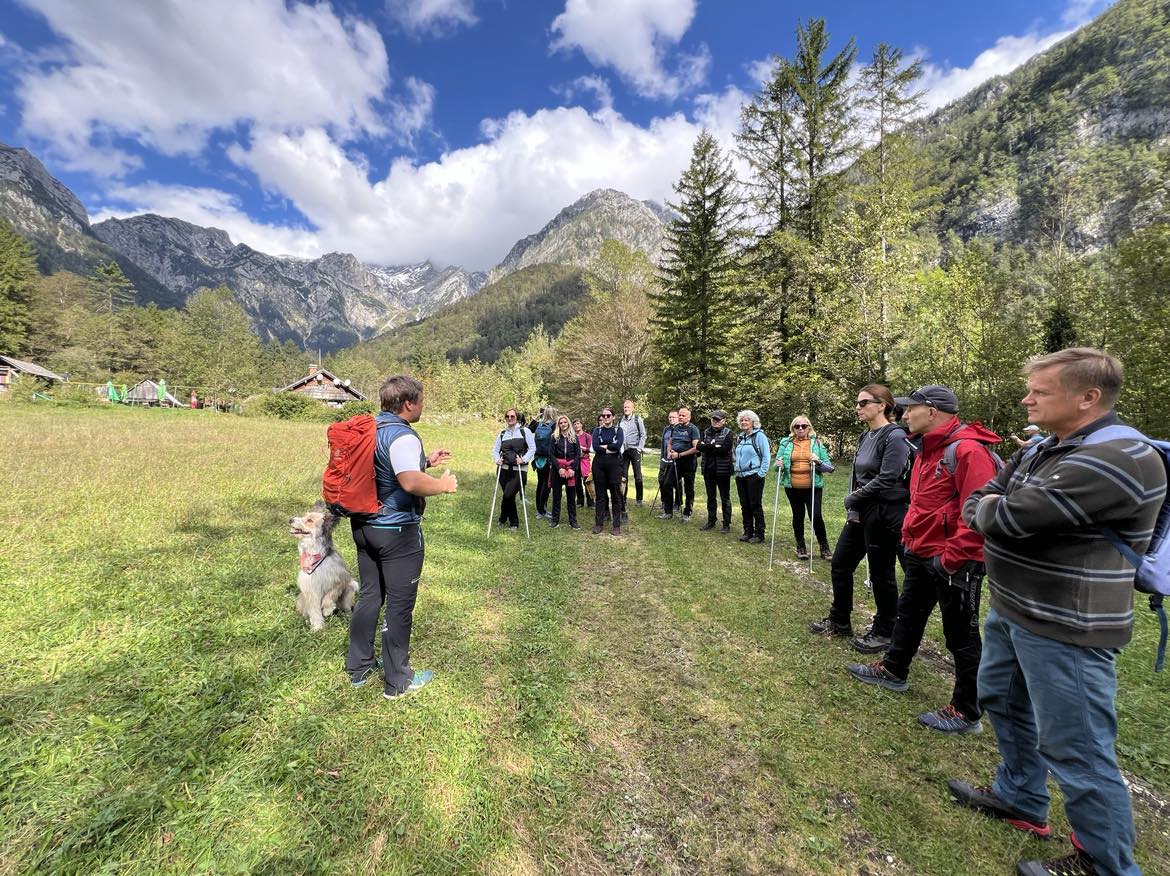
[1024,425,1040,433]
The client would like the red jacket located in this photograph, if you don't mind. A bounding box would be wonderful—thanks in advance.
[901,420,1002,570]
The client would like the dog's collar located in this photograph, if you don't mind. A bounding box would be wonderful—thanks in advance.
[300,549,331,574]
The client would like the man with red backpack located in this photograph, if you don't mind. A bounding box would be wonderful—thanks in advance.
[342,375,457,700]
[847,385,1001,737]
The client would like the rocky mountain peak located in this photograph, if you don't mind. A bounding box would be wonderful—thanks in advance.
[488,187,667,284]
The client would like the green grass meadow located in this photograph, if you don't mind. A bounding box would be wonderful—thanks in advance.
[1,406,1168,874]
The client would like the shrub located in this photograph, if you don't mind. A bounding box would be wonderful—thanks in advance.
[335,400,377,421]
[257,392,335,422]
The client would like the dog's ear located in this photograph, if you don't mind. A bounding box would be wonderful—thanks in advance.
[321,510,338,535]
[311,499,327,514]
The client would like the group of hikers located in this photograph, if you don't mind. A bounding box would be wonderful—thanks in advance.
[344,348,1168,876]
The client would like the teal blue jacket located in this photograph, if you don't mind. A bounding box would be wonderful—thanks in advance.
[774,435,832,489]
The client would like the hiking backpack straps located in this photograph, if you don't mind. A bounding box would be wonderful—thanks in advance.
[1081,425,1170,671]
[935,439,1006,481]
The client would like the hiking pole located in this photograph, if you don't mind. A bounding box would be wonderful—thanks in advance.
[516,466,531,540]
[649,459,667,512]
[487,463,501,536]
[808,483,816,575]
[768,470,782,572]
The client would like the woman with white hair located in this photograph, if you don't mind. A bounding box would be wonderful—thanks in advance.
[734,410,771,543]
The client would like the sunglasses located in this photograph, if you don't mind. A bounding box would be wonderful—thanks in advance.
[600,412,613,417]
[855,399,882,407]
[505,414,517,419]
[793,424,810,429]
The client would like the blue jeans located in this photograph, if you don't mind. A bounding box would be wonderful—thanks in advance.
[979,607,1140,876]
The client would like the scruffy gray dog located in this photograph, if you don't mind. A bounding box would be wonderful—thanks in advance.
[289,501,358,630]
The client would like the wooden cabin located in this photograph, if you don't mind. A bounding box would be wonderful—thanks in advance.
[277,364,366,408]
[0,355,64,394]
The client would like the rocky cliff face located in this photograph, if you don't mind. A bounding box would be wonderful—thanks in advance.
[0,144,177,305]
[488,188,667,284]
[91,214,485,350]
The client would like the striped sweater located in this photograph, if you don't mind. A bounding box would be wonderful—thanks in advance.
[963,413,1167,648]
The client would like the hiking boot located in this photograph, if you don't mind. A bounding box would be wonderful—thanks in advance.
[681,514,691,523]
[846,660,909,692]
[808,616,852,636]
[621,512,630,523]
[946,779,1052,838]
[509,525,518,532]
[700,520,716,531]
[738,532,754,542]
[657,513,674,520]
[384,669,434,700]
[721,524,731,534]
[918,704,983,735]
[796,545,810,560]
[636,500,643,507]
[612,525,621,535]
[850,627,892,654]
[549,520,560,529]
[591,525,603,534]
[350,666,377,689]
[749,534,765,544]
[1017,835,1096,875]
[570,523,581,530]
[819,545,832,560]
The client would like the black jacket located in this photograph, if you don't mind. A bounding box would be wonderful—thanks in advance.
[551,434,582,474]
[697,425,734,477]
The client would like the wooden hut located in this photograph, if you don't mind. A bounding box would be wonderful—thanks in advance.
[125,378,182,407]
[0,355,64,394]
[278,364,366,408]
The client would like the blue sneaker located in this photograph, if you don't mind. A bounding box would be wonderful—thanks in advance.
[350,667,376,689]
[918,704,983,735]
[384,669,434,699]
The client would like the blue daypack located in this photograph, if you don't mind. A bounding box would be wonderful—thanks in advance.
[1084,425,1170,671]
[533,420,554,457]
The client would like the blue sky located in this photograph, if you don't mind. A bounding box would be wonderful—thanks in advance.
[0,0,1114,270]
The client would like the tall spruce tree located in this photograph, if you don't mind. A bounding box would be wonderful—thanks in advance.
[652,130,741,402]
[90,261,136,372]
[0,219,38,355]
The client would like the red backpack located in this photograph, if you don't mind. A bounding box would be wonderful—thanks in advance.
[322,415,380,515]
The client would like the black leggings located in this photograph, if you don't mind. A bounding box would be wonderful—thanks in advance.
[622,448,644,508]
[829,501,906,636]
[498,467,527,527]
[784,486,828,549]
[534,461,551,514]
[735,474,766,536]
[346,522,425,695]
[550,469,577,525]
[594,455,623,527]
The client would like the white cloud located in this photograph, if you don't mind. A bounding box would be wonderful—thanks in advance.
[15,0,394,173]
[387,77,437,145]
[1062,0,1113,26]
[91,182,322,259]
[385,0,477,34]
[553,74,614,111]
[220,93,743,270]
[550,0,709,99]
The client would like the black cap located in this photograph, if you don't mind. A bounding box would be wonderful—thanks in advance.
[893,385,959,413]
[710,409,727,420]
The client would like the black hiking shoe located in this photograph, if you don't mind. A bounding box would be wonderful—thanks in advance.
[795,545,810,560]
[819,545,832,560]
[749,534,764,543]
[656,513,674,520]
[946,779,1052,838]
[738,532,753,542]
[721,524,731,534]
[850,627,892,654]
[808,616,852,636]
[700,520,716,531]
[1017,835,1097,875]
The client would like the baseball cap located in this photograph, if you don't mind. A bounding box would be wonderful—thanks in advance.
[893,385,959,414]
[710,409,727,420]
[1023,425,1040,433]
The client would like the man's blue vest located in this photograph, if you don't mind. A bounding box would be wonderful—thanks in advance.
[372,412,426,526]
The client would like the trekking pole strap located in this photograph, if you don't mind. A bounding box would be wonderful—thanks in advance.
[1152,594,1167,673]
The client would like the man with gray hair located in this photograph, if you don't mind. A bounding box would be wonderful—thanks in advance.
[949,348,1166,876]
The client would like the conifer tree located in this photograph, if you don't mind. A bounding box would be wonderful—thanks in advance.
[652,130,742,402]
[0,219,38,355]
[90,261,136,372]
